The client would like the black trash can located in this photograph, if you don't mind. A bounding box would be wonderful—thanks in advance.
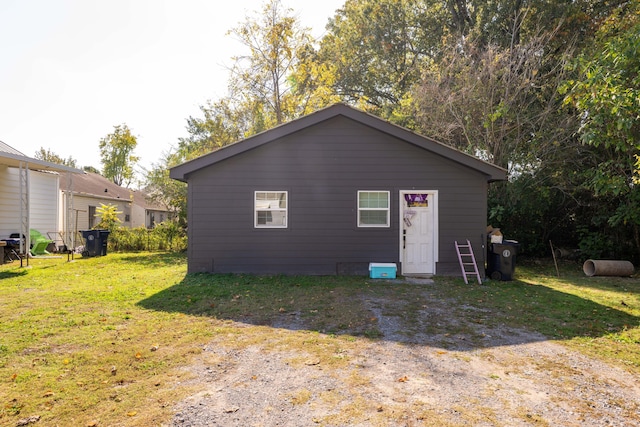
[81,230,110,257]
[487,240,520,281]
[98,230,110,256]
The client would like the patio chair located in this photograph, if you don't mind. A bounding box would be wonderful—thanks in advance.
[29,229,53,256]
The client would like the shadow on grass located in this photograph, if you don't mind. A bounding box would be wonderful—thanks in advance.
[0,269,28,280]
[137,270,640,351]
[117,252,187,267]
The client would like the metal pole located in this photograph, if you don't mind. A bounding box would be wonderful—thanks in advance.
[19,161,30,267]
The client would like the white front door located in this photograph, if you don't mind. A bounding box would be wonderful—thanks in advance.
[401,191,437,275]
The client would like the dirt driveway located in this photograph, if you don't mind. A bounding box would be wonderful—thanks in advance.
[170,280,640,426]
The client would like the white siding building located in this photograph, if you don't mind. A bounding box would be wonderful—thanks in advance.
[0,141,83,255]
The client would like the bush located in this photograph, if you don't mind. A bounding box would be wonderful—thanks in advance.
[108,222,187,252]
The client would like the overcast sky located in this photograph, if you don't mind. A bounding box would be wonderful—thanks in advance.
[0,0,345,176]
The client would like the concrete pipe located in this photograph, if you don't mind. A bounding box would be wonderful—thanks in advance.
[583,260,635,277]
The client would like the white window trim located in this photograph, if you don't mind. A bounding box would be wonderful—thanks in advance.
[254,191,288,228]
[357,190,390,227]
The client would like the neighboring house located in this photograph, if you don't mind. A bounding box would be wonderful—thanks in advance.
[170,104,507,276]
[59,172,172,232]
[0,141,83,254]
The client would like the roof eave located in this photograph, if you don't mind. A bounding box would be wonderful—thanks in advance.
[0,152,85,174]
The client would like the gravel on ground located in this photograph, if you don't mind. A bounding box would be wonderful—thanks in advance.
[170,282,640,427]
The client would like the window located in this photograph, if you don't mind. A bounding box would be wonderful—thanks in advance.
[88,205,96,229]
[358,191,390,227]
[255,191,288,228]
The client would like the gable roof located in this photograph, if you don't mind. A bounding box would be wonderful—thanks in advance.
[170,103,507,182]
[60,172,169,212]
[0,140,84,174]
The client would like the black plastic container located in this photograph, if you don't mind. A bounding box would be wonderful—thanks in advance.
[486,240,520,281]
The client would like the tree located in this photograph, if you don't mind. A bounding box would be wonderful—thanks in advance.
[148,0,319,222]
[34,148,77,168]
[316,0,446,119]
[177,98,249,160]
[83,165,101,174]
[99,124,139,187]
[145,98,252,226]
[94,203,122,231]
[286,42,342,116]
[561,1,640,255]
[145,151,188,226]
[227,0,312,127]
[413,27,576,169]
[308,0,617,122]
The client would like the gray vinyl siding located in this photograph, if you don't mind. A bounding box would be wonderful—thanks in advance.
[186,116,489,275]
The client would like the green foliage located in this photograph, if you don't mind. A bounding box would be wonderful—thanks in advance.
[33,147,77,168]
[488,174,579,256]
[563,5,640,158]
[108,223,187,252]
[317,0,441,117]
[82,165,100,174]
[146,152,188,225]
[576,225,615,260]
[561,2,640,257]
[178,99,248,159]
[288,44,342,114]
[227,0,311,126]
[99,123,140,186]
[93,203,122,231]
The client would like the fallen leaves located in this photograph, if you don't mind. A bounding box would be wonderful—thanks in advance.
[397,376,409,382]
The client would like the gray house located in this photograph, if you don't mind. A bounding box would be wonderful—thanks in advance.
[170,104,507,276]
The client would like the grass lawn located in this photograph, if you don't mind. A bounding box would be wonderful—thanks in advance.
[0,253,638,426]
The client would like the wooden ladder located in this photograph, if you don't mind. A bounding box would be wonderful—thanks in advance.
[455,240,482,285]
